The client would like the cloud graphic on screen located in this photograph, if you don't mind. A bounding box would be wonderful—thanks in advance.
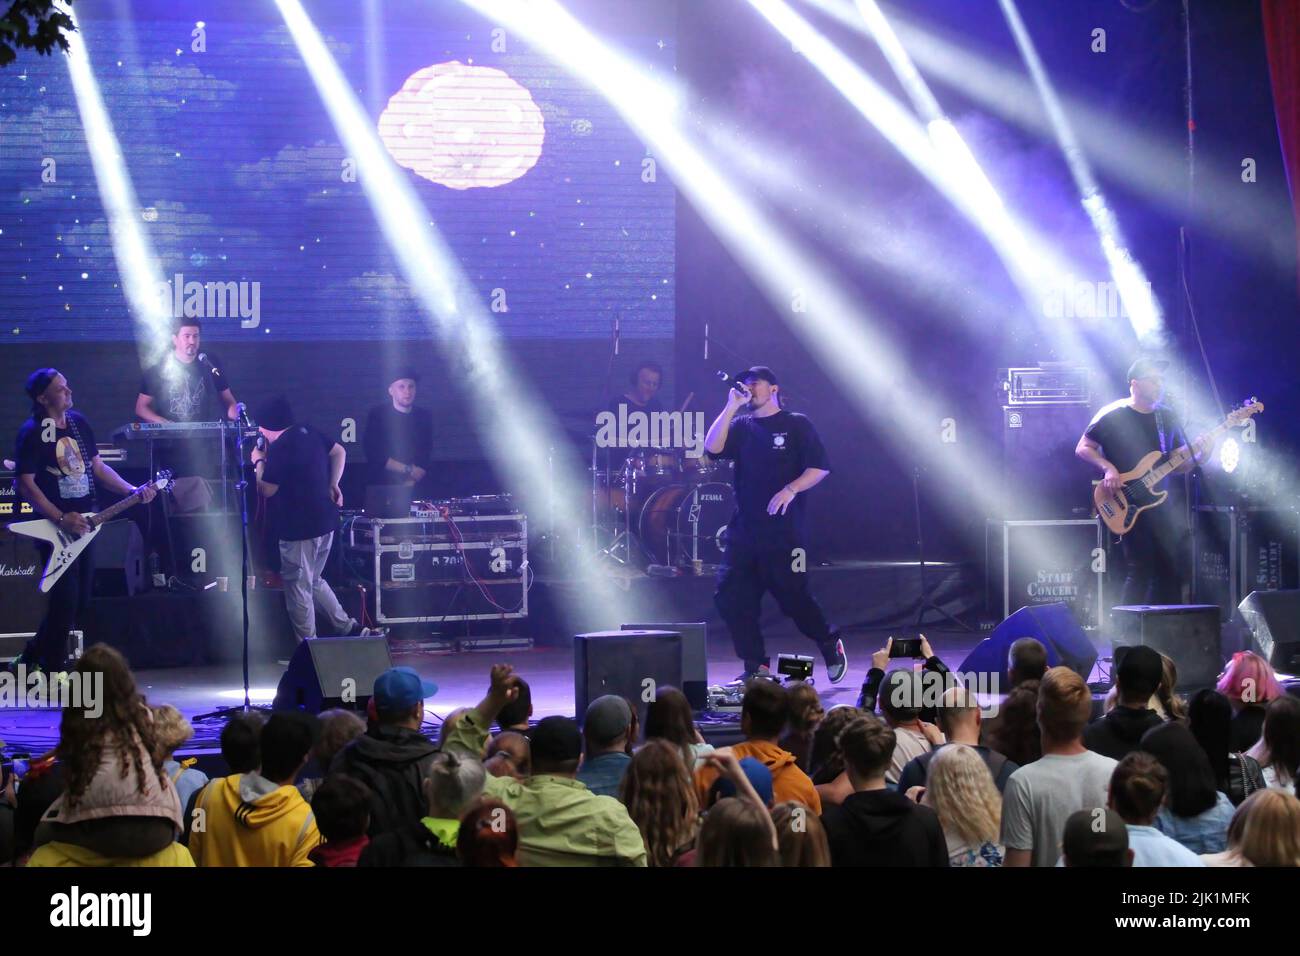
[378,61,544,190]
[62,199,262,275]
[234,142,350,205]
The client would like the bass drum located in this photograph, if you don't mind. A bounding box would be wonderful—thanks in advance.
[638,482,734,567]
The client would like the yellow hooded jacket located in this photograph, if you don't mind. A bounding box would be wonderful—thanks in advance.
[189,773,320,867]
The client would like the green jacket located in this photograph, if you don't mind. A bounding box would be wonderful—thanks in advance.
[445,708,647,867]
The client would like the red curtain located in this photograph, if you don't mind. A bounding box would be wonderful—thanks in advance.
[1262,0,1300,282]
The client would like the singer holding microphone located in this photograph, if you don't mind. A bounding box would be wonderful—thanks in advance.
[705,366,848,686]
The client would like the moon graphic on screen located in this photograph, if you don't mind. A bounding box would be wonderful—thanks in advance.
[377,61,545,190]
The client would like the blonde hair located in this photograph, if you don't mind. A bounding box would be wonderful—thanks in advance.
[926,744,1001,849]
[1230,788,1300,867]
[150,704,193,758]
[621,740,699,867]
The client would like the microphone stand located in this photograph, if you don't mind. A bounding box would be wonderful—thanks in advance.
[911,464,971,633]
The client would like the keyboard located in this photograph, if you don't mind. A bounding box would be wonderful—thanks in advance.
[112,422,258,441]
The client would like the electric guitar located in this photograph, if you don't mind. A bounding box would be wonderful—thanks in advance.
[1094,401,1263,536]
[8,470,173,592]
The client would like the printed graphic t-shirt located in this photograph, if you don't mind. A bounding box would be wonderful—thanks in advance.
[140,356,229,423]
[13,411,98,513]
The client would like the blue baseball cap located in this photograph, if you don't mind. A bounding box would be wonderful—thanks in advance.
[372,666,438,714]
[709,756,775,807]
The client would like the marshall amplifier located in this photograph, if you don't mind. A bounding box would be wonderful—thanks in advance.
[0,526,50,635]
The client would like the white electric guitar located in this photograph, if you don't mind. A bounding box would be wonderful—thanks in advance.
[7,470,173,592]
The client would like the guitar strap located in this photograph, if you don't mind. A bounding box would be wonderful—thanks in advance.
[1153,405,1169,457]
[65,414,98,507]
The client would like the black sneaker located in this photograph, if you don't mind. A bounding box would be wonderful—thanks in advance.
[728,665,773,688]
[823,635,848,684]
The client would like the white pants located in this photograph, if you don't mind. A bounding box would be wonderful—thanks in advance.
[279,533,352,640]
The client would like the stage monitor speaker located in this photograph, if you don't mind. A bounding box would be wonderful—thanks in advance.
[575,630,682,725]
[959,601,1098,686]
[1112,604,1221,690]
[272,637,393,713]
[1238,590,1300,672]
[93,519,146,597]
[621,621,707,711]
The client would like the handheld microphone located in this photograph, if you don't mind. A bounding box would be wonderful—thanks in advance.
[197,352,220,376]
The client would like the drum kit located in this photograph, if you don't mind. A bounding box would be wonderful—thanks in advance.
[591,442,735,572]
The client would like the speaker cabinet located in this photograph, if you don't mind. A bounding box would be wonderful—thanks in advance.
[1001,405,1097,520]
[1112,604,1222,690]
[93,519,146,597]
[272,637,393,713]
[621,621,708,711]
[1238,590,1300,672]
[575,630,682,725]
[959,601,1098,685]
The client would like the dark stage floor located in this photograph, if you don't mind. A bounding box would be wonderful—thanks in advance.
[0,625,1099,760]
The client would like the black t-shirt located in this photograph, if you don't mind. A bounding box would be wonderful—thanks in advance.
[363,405,433,487]
[1084,402,1187,476]
[13,411,98,514]
[262,424,339,542]
[606,395,665,418]
[714,409,830,547]
[140,355,229,422]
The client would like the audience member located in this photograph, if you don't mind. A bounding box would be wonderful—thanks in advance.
[495,676,532,733]
[1201,789,1300,867]
[297,708,365,803]
[483,731,530,781]
[1084,645,1164,761]
[1246,695,1300,794]
[988,679,1043,767]
[1002,667,1116,867]
[577,695,635,798]
[329,666,440,837]
[778,681,824,772]
[359,750,485,866]
[190,711,321,867]
[694,679,821,812]
[1187,688,1265,805]
[1217,651,1283,751]
[1140,721,1234,854]
[1061,808,1132,867]
[308,774,371,867]
[857,635,952,727]
[980,637,1048,748]
[809,705,866,809]
[898,687,1018,794]
[1108,752,1204,866]
[821,715,948,867]
[29,645,187,867]
[458,798,519,866]
[621,739,699,866]
[877,668,944,785]
[771,801,831,867]
[151,704,209,814]
[644,686,714,770]
[1155,655,1187,722]
[696,798,780,867]
[924,743,1005,866]
[182,711,264,846]
[443,666,647,866]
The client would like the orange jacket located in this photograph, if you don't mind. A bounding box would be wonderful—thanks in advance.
[695,739,822,814]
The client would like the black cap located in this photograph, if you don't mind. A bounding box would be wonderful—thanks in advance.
[528,716,582,763]
[255,395,294,431]
[1062,808,1130,866]
[738,366,778,386]
[389,369,421,386]
[1126,357,1169,383]
[24,368,59,402]
[1116,644,1164,697]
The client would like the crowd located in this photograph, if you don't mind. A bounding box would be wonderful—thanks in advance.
[2,637,1299,868]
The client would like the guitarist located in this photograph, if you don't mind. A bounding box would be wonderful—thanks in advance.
[1076,358,1212,606]
[10,369,156,672]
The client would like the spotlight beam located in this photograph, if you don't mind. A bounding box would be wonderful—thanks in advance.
[276,0,644,630]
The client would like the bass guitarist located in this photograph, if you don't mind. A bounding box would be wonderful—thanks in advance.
[10,369,156,672]
[1075,357,1212,605]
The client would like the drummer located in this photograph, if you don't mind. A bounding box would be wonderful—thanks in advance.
[607,361,665,419]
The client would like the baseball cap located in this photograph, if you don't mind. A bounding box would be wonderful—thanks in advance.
[1115,644,1164,697]
[737,366,778,386]
[389,369,421,386]
[1126,357,1169,383]
[1062,807,1130,866]
[255,395,294,431]
[24,368,58,402]
[372,666,438,715]
[582,695,632,745]
[528,716,582,764]
[709,756,775,807]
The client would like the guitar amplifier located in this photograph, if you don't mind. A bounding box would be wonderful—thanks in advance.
[0,527,49,634]
[1194,506,1300,621]
[1000,404,1098,519]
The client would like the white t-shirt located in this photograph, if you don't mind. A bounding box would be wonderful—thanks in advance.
[1000,750,1118,868]
[887,726,937,785]
[1262,765,1296,794]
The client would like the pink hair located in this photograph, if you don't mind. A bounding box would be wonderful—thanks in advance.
[1215,651,1284,704]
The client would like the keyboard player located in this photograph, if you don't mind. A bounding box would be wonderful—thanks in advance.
[134,318,240,512]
